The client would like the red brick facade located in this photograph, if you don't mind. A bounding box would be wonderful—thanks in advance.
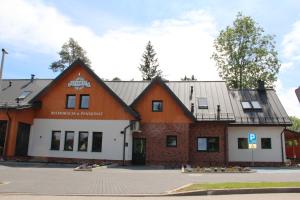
[134,122,228,167]
[134,123,190,166]
[189,122,227,166]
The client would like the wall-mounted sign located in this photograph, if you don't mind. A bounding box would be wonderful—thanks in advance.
[50,111,103,116]
[68,76,91,90]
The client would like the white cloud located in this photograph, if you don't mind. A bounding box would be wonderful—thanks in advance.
[282,21,300,61]
[0,0,219,81]
[275,80,300,118]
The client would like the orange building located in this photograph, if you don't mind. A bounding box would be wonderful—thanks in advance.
[0,60,292,166]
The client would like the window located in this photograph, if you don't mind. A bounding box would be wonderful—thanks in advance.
[241,101,252,109]
[64,131,74,151]
[238,138,248,149]
[197,137,219,152]
[80,94,90,109]
[166,135,177,147]
[78,132,89,151]
[50,131,61,150]
[18,91,32,100]
[66,95,76,109]
[261,138,272,149]
[198,97,208,109]
[152,100,163,112]
[251,101,262,109]
[92,132,102,152]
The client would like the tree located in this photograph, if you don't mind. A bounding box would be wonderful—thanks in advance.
[212,12,280,89]
[139,41,162,80]
[181,75,197,81]
[288,116,300,132]
[50,38,91,72]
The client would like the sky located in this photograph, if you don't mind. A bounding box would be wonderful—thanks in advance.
[0,0,299,117]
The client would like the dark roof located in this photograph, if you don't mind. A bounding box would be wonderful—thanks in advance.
[0,60,291,125]
[106,80,235,121]
[0,79,52,108]
[228,89,291,125]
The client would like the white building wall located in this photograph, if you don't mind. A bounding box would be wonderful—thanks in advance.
[228,126,285,162]
[28,119,132,161]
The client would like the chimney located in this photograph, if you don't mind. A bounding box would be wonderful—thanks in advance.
[190,86,194,100]
[217,105,221,120]
[191,103,194,114]
[31,74,35,82]
[258,80,265,91]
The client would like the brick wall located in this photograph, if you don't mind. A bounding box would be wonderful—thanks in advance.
[135,123,190,166]
[189,122,227,166]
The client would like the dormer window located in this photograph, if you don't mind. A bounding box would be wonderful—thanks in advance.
[198,97,208,109]
[18,91,31,100]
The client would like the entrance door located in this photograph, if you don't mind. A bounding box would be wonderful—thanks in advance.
[0,121,7,156]
[15,123,31,156]
[132,138,146,165]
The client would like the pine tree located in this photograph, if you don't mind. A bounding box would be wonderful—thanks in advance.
[139,41,162,80]
[50,38,91,72]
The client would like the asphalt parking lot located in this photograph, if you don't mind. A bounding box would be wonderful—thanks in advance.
[1,162,300,195]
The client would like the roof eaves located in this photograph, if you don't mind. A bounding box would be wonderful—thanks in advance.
[29,59,139,119]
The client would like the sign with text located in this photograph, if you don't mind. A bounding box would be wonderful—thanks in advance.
[50,111,103,116]
[68,76,91,90]
[248,132,257,149]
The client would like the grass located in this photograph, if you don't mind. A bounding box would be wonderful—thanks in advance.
[178,182,300,192]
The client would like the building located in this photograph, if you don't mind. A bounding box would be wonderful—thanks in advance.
[0,60,292,166]
[284,129,300,161]
[296,87,300,103]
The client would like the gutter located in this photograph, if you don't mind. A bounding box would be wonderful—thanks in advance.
[121,120,137,166]
[280,127,286,164]
[3,108,11,159]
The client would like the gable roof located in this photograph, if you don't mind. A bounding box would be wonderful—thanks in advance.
[29,59,139,119]
[130,77,196,121]
[228,89,291,125]
[0,60,291,126]
[106,80,235,121]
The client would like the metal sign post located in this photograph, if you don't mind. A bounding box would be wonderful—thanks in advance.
[248,132,257,167]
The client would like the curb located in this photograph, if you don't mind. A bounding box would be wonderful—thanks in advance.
[169,187,300,196]
[0,188,300,197]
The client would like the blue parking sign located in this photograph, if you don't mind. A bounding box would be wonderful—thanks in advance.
[248,132,256,144]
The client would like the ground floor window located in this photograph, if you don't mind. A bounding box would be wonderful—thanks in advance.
[261,138,272,149]
[64,131,74,151]
[197,137,219,152]
[166,135,177,147]
[238,138,248,149]
[51,131,61,150]
[78,132,89,151]
[92,132,102,152]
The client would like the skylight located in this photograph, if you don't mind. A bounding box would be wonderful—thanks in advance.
[18,91,32,100]
[198,97,208,109]
[241,101,252,109]
[251,101,262,109]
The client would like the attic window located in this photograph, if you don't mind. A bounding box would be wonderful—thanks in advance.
[198,97,208,109]
[251,101,262,109]
[241,101,252,109]
[18,91,32,100]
